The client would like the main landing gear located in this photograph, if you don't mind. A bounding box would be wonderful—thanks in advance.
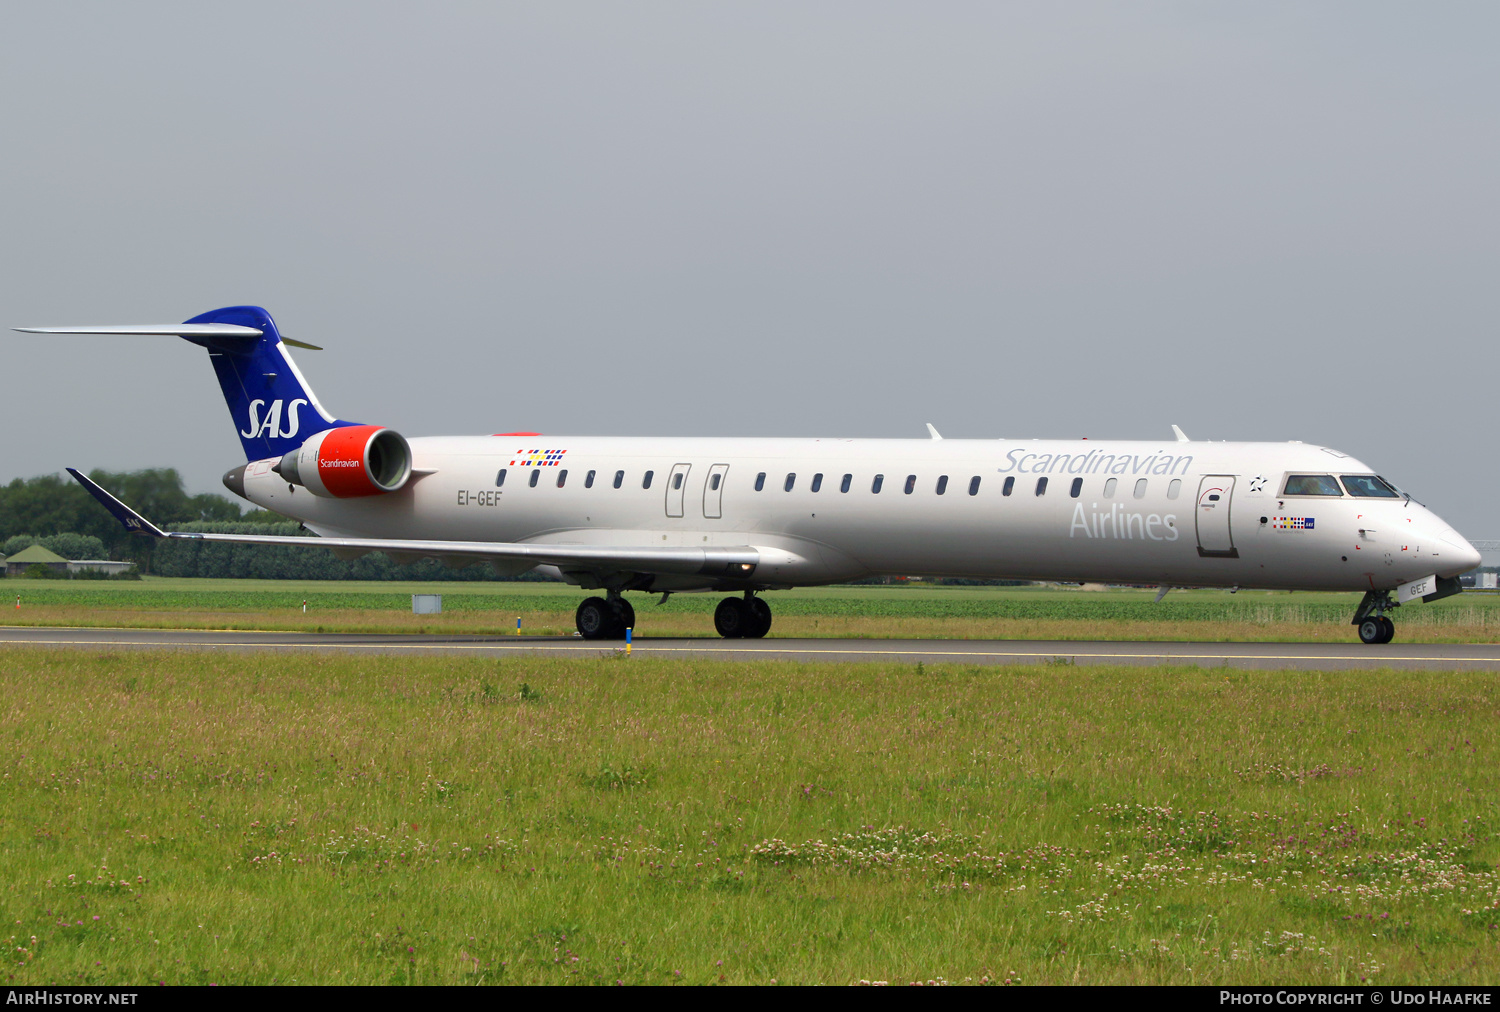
[714,593,772,639]
[575,593,636,640]
[1352,590,1397,644]
[572,591,772,640]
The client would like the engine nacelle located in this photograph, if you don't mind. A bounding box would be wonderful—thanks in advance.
[273,425,412,498]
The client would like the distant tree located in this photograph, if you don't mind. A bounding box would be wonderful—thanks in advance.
[2,534,37,556]
[0,469,252,572]
[2,533,108,560]
[200,495,246,521]
[0,474,97,544]
[39,533,109,560]
[240,509,285,524]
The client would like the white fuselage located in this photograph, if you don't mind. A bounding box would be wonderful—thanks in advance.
[237,435,1479,593]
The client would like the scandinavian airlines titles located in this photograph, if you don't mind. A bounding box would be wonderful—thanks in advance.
[999,449,1195,476]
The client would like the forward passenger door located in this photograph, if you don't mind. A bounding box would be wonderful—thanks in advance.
[1195,475,1238,558]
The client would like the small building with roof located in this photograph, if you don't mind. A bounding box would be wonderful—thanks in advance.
[5,544,69,576]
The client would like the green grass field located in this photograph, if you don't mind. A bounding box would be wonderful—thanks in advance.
[1,649,1496,985]
[4,578,1500,642]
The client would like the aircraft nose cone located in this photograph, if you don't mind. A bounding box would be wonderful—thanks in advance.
[1444,534,1483,574]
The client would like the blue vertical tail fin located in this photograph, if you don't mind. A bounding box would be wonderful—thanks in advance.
[180,306,352,460]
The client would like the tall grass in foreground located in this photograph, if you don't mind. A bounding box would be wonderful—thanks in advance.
[1,649,1496,985]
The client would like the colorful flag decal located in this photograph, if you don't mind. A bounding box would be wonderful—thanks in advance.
[1271,516,1315,529]
[510,449,567,467]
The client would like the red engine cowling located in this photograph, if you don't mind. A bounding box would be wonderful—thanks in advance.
[274,425,412,498]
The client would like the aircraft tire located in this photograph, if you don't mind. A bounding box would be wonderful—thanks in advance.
[1358,618,1383,645]
[1379,616,1396,643]
[613,597,636,636]
[746,597,772,639]
[576,597,616,640]
[714,597,750,638]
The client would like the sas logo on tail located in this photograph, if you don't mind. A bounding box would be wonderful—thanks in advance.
[510,448,566,467]
[241,398,309,439]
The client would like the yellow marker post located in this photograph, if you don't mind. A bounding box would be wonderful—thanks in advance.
[625,627,632,655]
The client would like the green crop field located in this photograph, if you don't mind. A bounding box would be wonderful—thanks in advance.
[4,578,1500,642]
[0,649,1496,985]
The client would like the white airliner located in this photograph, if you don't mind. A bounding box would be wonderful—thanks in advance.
[18,306,1482,645]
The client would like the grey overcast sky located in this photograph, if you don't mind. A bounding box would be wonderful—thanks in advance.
[2,3,1497,538]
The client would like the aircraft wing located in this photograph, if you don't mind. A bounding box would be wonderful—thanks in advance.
[67,469,759,579]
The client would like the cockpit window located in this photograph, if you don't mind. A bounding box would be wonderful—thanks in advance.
[1282,474,1343,496]
[1340,474,1401,498]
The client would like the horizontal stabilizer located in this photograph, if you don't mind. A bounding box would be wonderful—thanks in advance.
[15,324,263,338]
[68,469,760,580]
[15,324,320,350]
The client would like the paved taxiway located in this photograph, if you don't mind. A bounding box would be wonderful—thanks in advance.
[2,626,1498,669]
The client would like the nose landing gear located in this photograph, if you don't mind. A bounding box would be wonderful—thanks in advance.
[715,593,772,639]
[1352,591,1397,644]
[1357,615,1395,645]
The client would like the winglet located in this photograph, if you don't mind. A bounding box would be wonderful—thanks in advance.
[66,468,168,538]
[925,423,943,441]
[1171,424,1190,443]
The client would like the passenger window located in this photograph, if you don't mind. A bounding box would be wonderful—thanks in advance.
[840,474,852,493]
[1002,476,1014,496]
[557,469,568,488]
[1035,477,1048,496]
[672,472,683,490]
[710,474,721,491]
[968,476,980,496]
[784,473,796,492]
[904,474,916,495]
[529,469,540,488]
[1283,474,1343,496]
[1103,477,1116,498]
[1339,474,1400,498]
[585,470,596,489]
[1070,477,1083,498]
[613,470,624,489]
[872,474,884,494]
[811,473,823,493]
[936,475,948,495]
[755,472,766,492]
[1134,478,1147,499]
[1167,478,1180,500]
[642,470,654,489]
[495,468,507,488]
